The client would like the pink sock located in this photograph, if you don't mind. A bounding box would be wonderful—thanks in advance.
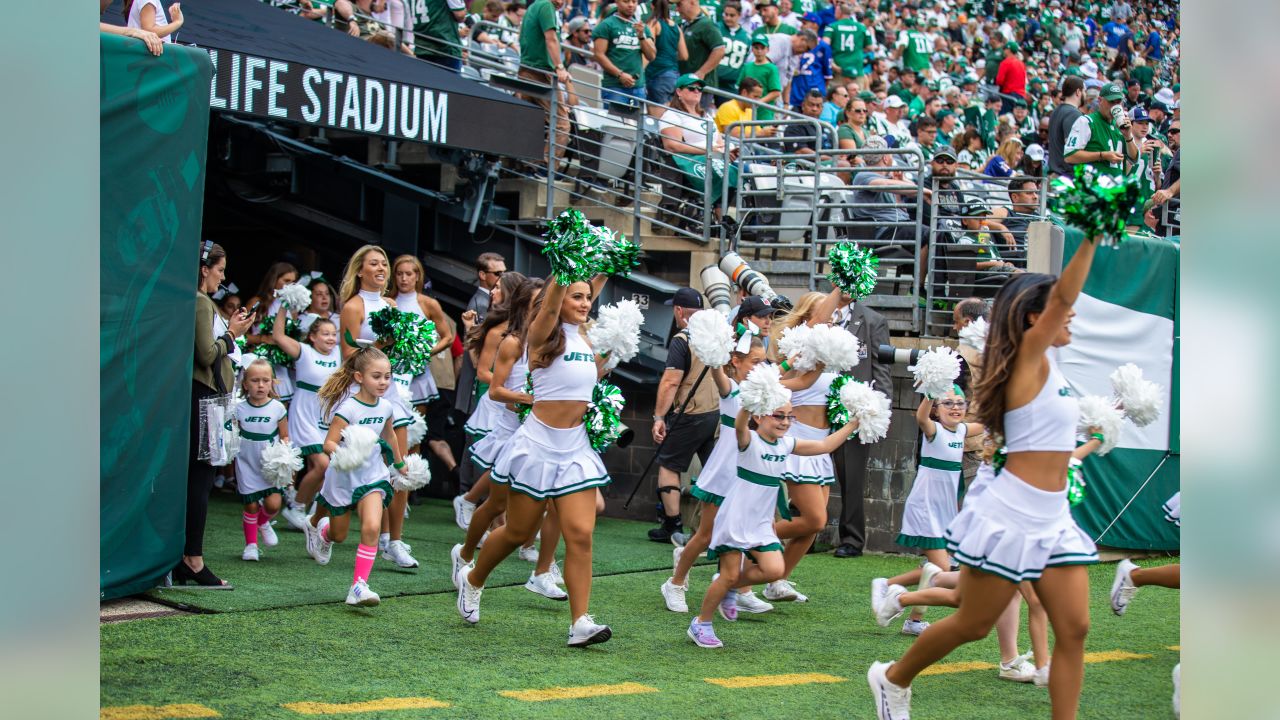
[257,508,277,526]
[354,544,377,583]
[319,523,330,543]
[242,512,259,545]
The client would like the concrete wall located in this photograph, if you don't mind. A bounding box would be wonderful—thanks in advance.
[600,363,924,554]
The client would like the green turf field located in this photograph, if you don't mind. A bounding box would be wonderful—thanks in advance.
[105,496,1180,719]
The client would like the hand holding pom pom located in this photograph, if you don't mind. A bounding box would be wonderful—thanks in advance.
[687,309,736,368]
[1048,165,1142,247]
[910,346,962,398]
[274,283,312,312]
[839,380,892,444]
[588,299,644,371]
[777,324,817,371]
[739,363,792,416]
[260,440,304,489]
[584,381,627,451]
[1110,363,1162,427]
[1076,395,1123,455]
[826,242,880,300]
[391,454,432,492]
[809,324,861,372]
[331,426,380,471]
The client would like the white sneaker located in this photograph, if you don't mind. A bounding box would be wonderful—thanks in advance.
[661,578,689,613]
[868,661,912,720]
[382,540,419,568]
[919,561,942,590]
[548,560,564,586]
[872,578,889,615]
[874,584,907,627]
[455,564,482,624]
[518,544,539,563]
[313,517,333,566]
[281,504,308,532]
[764,579,807,602]
[450,544,467,589]
[1110,559,1139,616]
[901,618,930,636]
[526,571,568,600]
[1171,663,1180,719]
[567,614,612,647]
[453,495,476,530]
[258,522,279,548]
[346,579,380,607]
[672,545,685,575]
[1033,662,1051,688]
[998,652,1037,683]
[378,534,390,552]
[735,590,775,614]
[242,543,260,561]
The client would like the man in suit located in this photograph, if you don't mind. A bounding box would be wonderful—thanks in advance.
[830,297,891,558]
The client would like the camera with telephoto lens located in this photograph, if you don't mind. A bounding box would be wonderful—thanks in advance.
[699,265,734,317]
[719,252,793,311]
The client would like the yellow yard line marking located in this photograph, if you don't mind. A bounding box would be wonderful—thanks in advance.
[704,673,848,688]
[499,682,659,702]
[1084,650,1152,663]
[101,705,220,720]
[1167,645,1180,651]
[920,661,997,676]
[282,698,450,714]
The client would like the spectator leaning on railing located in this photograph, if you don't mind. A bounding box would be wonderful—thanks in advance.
[516,0,573,165]
[124,0,183,45]
[101,0,163,55]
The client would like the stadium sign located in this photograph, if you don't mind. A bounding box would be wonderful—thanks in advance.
[206,50,450,145]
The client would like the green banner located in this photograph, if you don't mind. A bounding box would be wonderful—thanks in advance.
[670,153,739,205]
[100,34,213,599]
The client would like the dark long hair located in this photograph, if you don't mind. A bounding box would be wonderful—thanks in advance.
[528,280,593,371]
[972,272,1055,451]
[508,278,545,342]
[254,262,299,311]
[466,271,528,356]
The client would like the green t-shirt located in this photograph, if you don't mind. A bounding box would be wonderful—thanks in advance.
[762,21,797,36]
[825,19,871,76]
[794,0,830,14]
[897,30,932,71]
[410,0,464,59]
[717,24,753,90]
[908,95,925,118]
[700,0,722,20]
[518,0,560,71]
[592,13,653,89]
[679,14,726,87]
[1130,64,1155,90]
[837,123,868,147]
[741,61,782,121]
[1064,111,1126,178]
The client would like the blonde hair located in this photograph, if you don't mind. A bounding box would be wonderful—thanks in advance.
[338,245,390,303]
[389,255,425,295]
[240,357,280,400]
[768,291,825,361]
[318,346,390,417]
[996,137,1024,166]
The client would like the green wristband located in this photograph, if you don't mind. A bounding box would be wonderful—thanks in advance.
[780,359,791,372]
[1090,432,1105,444]
[393,460,406,469]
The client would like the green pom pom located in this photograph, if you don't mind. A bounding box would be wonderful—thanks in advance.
[1048,164,1142,246]
[253,315,301,368]
[369,307,437,375]
[592,227,642,278]
[826,374,856,427]
[543,209,599,285]
[515,371,534,423]
[1067,462,1087,507]
[826,242,880,300]
[584,381,627,451]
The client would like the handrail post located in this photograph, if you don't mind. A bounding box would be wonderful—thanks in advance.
[632,108,644,243]
[545,75,558,220]
[912,147,925,335]
[702,117,713,245]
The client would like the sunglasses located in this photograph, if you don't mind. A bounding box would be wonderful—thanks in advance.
[484,269,506,277]
[1168,128,1180,134]
[851,108,868,113]
[768,413,797,422]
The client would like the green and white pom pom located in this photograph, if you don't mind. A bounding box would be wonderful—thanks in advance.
[591,225,642,278]
[515,371,534,423]
[826,375,856,428]
[1048,164,1142,246]
[543,209,600,285]
[253,315,302,367]
[1066,457,1086,507]
[826,241,880,300]
[584,381,627,452]
[369,307,437,375]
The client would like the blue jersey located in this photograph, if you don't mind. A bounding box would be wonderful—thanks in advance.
[789,41,832,108]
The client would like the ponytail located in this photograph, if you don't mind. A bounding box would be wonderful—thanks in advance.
[318,346,389,417]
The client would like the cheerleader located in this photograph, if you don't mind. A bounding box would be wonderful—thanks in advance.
[763,289,847,603]
[869,238,1102,720]
[874,388,983,636]
[298,278,340,335]
[271,310,341,534]
[661,336,820,615]
[306,347,405,607]
[389,256,457,466]
[688,397,859,648]
[235,358,290,561]
[245,262,300,403]
[454,277,615,646]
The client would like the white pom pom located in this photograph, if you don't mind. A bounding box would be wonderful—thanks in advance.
[391,453,432,492]
[1110,363,1163,427]
[778,324,818,371]
[738,363,792,416]
[405,409,427,449]
[587,299,644,371]
[331,426,380,471]
[958,317,988,353]
[260,439,303,489]
[274,283,312,312]
[910,346,963,398]
[809,324,862,372]
[839,381,893,444]
[687,309,736,367]
[1077,395,1124,455]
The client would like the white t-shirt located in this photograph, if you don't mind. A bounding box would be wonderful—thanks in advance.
[660,108,722,149]
[127,0,174,43]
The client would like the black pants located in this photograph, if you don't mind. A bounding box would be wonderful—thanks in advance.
[185,383,219,557]
[832,438,870,549]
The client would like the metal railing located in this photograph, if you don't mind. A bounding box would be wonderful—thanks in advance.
[1161,196,1180,237]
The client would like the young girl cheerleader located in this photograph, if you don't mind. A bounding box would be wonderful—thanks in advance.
[661,336,821,615]
[298,279,340,335]
[246,262,300,403]
[305,347,405,607]
[235,358,290,561]
[390,255,457,474]
[868,237,1101,720]
[688,393,860,648]
[271,311,341,534]
[454,278,615,646]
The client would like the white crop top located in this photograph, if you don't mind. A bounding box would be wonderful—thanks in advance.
[395,291,424,318]
[791,371,839,407]
[531,324,597,402]
[503,348,530,393]
[356,289,388,342]
[1003,357,1078,453]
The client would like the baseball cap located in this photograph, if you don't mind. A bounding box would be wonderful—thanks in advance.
[750,32,769,47]
[961,200,990,217]
[756,0,778,6]
[1026,143,1045,162]
[1006,40,1020,53]
[932,146,958,162]
[665,287,705,309]
[1129,105,1151,122]
[1152,87,1176,106]
[675,73,705,90]
[802,11,822,24]
[884,95,907,109]
[738,296,774,318]
[857,90,876,102]
[936,108,955,121]
[1100,82,1125,101]
[567,17,589,32]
